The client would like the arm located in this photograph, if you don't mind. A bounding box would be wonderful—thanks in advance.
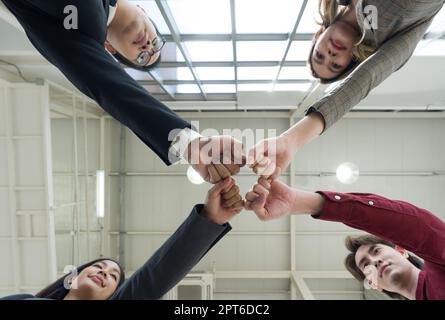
[245,178,445,266]
[312,191,445,267]
[111,178,243,300]
[247,19,434,178]
[2,0,189,165]
[305,18,434,132]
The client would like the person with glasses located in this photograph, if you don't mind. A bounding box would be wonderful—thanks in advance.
[1,0,245,188]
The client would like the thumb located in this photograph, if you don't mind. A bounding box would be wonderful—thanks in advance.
[209,177,232,197]
[251,192,267,211]
[248,140,267,167]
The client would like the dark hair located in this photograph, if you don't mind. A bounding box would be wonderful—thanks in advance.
[344,235,424,300]
[35,258,125,300]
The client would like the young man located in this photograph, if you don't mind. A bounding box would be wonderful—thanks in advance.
[245,177,445,300]
[1,0,244,184]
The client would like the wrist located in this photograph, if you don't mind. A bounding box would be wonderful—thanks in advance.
[200,206,225,225]
[291,189,325,215]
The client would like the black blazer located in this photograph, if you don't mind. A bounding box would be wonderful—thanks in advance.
[1,0,191,165]
[1,205,231,300]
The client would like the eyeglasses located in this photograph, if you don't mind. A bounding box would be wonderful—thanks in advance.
[135,35,166,66]
[134,18,166,67]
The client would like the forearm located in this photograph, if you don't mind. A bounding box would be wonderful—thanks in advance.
[290,189,326,216]
[282,113,325,152]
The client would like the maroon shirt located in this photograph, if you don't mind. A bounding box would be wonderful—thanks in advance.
[314,191,445,300]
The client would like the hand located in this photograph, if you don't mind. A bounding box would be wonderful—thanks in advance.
[245,177,297,221]
[247,135,295,179]
[186,135,246,184]
[202,177,244,225]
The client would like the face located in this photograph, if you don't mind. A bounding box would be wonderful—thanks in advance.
[311,21,361,79]
[70,260,121,300]
[106,5,161,67]
[355,244,412,292]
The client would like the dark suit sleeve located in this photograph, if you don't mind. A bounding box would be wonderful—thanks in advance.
[1,0,190,164]
[110,204,231,300]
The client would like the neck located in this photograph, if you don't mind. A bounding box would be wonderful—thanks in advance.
[394,266,421,300]
[107,0,131,35]
[338,2,361,34]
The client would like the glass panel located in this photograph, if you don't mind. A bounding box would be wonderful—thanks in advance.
[152,67,194,80]
[195,67,235,81]
[236,0,304,33]
[143,85,164,94]
[297,0,320,33]
[274,83,312,92]
[168,0,231,34]
[203,84,236,93]
[181,42,233,61]
[124,68,153,81]
[286,41,313,61]
[158,42,182,62]
[237,41,287,61]
[132,0,171,35]
[414,40,445,56]
[279,67,313,80]
[237,67,278,80]
[165,84,201,94]
[238,83,273,91]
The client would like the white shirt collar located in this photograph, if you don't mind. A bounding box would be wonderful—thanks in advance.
[107,1,118,26]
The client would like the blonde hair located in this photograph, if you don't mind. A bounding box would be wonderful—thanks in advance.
[309,0,376,83]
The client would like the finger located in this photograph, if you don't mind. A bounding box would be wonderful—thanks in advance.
[223,194,243,207]
[253,183,269,196]
[222,178,235,194]
[258,177,272,190]
[225,164,241,176]
[214,163,231,180]
[271,166,282,180]
[208,164,223,184]
[256,161,276,178]
[222,184,240,199]
[208,177,231,197]
[230,199,245,210]
[245,200,253,210]
[245,190,260,202]
[247,141,267,167]
[251,193,267,212]
[231,139,246,166]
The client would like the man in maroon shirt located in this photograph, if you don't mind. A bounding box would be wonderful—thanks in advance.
[244,177,445,300]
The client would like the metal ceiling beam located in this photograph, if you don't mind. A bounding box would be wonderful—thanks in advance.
[291,272,315,300]
[164,33,314,42]
[155,0,206,99]
[273,0,308,89]
[229,0,239,105]
[146,70,175,100]
[139,79,312,86]
[157,61,307,68]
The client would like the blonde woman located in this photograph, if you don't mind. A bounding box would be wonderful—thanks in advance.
[248,0,445,178]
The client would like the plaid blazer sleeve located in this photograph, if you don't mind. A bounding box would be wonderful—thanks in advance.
[306,18,434,132]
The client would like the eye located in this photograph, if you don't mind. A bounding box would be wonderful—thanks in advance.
[374,247,380,254]
[94,264,102,269]
[332,63,342,70]
[315,51,324,60]
[111,274,118,281]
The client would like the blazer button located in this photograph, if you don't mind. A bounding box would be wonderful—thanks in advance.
[368,201,374,205]
[334,195,341,200]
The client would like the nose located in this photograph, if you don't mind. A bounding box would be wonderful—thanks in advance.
[327,48,337,57]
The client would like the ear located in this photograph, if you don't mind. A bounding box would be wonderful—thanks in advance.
[104,41,117,54]
[313,29,323,42]
[395,245,409,259]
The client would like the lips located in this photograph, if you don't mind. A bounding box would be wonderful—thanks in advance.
[330,39,346,50]
[379,263,391,277]
[89,275,104,287]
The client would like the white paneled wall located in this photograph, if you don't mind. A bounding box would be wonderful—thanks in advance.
[0,80,56,297]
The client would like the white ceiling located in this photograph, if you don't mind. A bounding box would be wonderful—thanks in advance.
[0,0,444,112]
